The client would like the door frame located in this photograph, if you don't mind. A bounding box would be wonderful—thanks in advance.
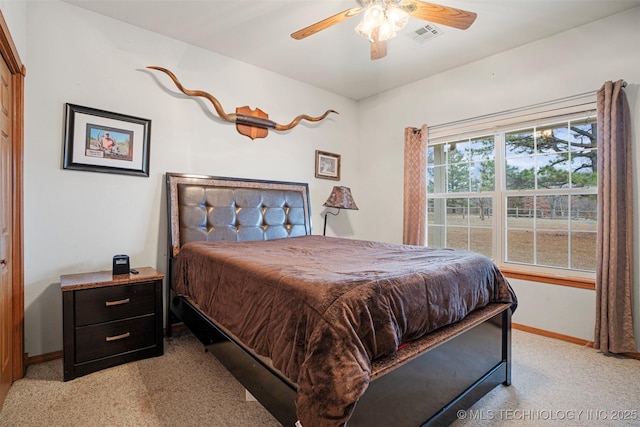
[0,9,25,381]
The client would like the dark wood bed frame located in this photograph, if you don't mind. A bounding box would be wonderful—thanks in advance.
[165,172,512,427]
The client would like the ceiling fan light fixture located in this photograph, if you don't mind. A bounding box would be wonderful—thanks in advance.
[355,2,409,42]
[355,17,375,41]
[365,4,385,26]
[386,6,409,32]
[377,19,396,41]
[355,4,382,41]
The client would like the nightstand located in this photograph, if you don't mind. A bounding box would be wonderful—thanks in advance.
[61,267,164,381]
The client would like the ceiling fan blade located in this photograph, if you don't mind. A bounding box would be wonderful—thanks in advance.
[291,7,363,40]
[370,27,387,60]
[371,39,387,60]
[406,0,477,30]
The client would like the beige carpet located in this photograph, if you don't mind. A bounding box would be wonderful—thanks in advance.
[1,329,638,426]
[0,331,279,427]
[454,331,640,427]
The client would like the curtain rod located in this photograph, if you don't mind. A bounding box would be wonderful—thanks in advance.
[429,80,627,132]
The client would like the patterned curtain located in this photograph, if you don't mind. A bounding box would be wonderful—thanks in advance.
[594,80,637,353]
[403,124,428,245]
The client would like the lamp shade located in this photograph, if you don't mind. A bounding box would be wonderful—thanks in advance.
[323,186,358,210]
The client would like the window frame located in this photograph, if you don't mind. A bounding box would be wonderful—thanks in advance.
[426,95,598,281]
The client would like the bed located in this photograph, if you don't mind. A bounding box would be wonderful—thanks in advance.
[165,172,517,427]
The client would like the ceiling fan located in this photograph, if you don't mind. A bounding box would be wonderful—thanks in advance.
[291,0,477,60]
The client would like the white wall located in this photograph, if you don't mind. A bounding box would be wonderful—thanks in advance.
[17,1,640,356]
[23,1,359,356]
[357,7,640,349]
[0,0,26,59]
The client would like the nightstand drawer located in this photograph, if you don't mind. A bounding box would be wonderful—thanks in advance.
[75,281,156,326]
[75,314,156,363]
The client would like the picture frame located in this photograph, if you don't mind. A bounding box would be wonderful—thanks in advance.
[315,150,341,181]
[63,103,151,177]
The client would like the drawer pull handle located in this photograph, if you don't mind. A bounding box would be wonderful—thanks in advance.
[105,332,130,342]
[105,298,130,307]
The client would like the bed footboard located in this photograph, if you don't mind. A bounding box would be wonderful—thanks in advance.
[170,288,511,427]
[350,306,511,426]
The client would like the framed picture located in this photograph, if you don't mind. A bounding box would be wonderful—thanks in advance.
[63,103,151,177]
[315,150,341,181]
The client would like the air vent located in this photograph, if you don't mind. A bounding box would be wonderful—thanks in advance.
[408,24,443,44]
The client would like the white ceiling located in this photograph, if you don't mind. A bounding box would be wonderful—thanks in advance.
[64,0,640,100]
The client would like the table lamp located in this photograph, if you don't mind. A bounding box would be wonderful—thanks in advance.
[323,186,358,235]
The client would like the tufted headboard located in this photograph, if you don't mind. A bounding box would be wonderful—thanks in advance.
[166,173,312,260]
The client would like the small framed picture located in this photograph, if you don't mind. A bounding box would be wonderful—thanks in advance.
[63,103,151,177]
[315,150,341,181]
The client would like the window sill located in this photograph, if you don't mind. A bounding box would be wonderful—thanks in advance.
[499,267,595,291]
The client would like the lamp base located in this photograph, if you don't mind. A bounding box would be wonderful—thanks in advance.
[323,213,328,236]
[323,209,341,236]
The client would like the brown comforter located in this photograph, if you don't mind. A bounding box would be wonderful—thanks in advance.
[174,235,517,427]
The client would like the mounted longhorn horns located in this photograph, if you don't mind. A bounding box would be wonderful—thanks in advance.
[147,66,339,139]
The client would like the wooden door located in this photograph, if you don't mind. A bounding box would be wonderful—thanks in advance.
[0,10,25,409]
[0,53,12,405]
[0,10,26,409]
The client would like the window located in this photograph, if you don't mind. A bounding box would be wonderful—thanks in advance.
[427,106,597,275]
[427,136,495,259]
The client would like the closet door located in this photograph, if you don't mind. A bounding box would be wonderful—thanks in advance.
[0,53,13,407]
